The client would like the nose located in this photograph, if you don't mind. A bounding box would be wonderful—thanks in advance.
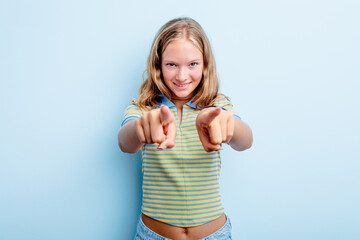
[176,67,187,82]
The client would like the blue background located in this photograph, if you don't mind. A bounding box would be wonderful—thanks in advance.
[1,0,359,239]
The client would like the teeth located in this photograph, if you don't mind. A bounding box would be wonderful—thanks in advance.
[175,83,188,87]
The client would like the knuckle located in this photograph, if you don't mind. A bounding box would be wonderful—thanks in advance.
[136,117,142,124]
[152,137,163,143]
[211,137,221,145]
[141,115,148,124]
[135,119,140,127]
[205,147,213,152]
[214,140,221,145]
[150,109,159,117]
[148,111,155,120]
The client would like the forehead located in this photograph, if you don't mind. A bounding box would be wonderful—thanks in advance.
[162,39,203,61]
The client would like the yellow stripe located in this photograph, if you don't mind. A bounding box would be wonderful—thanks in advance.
[145,167,220,173]
[142,201,221,209]
[183,109,198,114]
[176,130,198,134]
[180,122,196,127]
[143,151,217,156]
[143,152,216,157]
[182,112,197,116]
[143,157,219,161]
[143,163,220,168]
[177,135,200,140]
[145,146,205,150]
[179,142,209,147]
[176,136,201,141]
[143,176,218,181]
[143,159,219,163]
[143,160,219,165]
[143,193,219,200]
[142,205,223,214]
[143,188,219,195]
[143,180,219,186]
[144,172,218,177]
[143,154,219,159]
[141,209,224,219]
[143,185,219,190]
[181,120,197,125]
[180,126,197,131]
[127,106,140,110]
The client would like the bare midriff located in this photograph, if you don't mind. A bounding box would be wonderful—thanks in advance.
[142,213,226,240]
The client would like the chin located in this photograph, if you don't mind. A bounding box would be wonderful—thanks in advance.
[173,92,192,99]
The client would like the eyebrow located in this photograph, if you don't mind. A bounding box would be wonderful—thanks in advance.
[162,59,202,63]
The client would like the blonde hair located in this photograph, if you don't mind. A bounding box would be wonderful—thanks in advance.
[138,17,221,109]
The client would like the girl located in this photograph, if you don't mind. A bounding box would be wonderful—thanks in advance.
[118,17,253,240]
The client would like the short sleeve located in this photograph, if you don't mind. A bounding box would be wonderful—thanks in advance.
[121,99,145,127]
[214,95,241,120]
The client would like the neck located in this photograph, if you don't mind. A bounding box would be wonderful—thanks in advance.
[171,97,192,101]
[170,98,191,111]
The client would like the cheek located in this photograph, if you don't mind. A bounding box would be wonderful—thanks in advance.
[162,70,175,87]
[192,69,203,81]
[161,69,170,81]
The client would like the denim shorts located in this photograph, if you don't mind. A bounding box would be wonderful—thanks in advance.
[134,215,232,240]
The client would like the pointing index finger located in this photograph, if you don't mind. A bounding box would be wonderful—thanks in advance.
[202,107,221,126]
[160,105,174,125]
[158,105,176,150]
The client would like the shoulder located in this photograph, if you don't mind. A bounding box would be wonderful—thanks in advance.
[214,94,233,108]
[129,98,140,107]
[126,98,151,112]
[215,94,242,119]
[121,98,149,126]
[124,98,141,112]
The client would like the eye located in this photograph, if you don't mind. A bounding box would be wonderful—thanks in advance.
[166,63,176,67]
[190,62,198,67]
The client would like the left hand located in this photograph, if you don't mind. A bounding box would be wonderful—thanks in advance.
[196,107,234,152]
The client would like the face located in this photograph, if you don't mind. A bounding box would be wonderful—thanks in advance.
[161,39,204,102]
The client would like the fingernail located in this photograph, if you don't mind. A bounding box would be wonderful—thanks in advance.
[157,146,167,150]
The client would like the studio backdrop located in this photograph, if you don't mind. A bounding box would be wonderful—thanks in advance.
[1,0,359,239]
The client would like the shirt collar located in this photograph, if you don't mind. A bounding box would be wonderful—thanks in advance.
[159,95,197,109]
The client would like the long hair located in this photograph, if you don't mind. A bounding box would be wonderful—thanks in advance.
[138,17,221,109]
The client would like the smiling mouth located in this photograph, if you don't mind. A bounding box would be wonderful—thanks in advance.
[174,82,190,87]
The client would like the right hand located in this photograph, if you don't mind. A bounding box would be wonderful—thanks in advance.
[135,105,177,149]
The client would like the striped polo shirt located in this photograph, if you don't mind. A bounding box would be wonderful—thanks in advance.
[121,94,240,227]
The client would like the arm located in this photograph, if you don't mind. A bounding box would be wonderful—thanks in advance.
[118,119,143,153]
[229,117,253,151]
